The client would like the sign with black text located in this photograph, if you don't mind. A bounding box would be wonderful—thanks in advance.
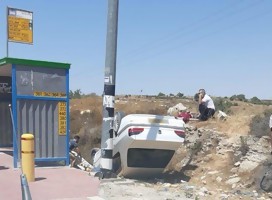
[58,102,67,135]
[7,7,33,44]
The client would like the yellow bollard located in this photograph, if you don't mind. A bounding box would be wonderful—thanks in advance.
[21,133,35,182]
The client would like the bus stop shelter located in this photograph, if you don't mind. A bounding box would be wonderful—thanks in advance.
[0,57,70,167]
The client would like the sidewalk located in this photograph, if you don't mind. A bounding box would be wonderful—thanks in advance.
[0,148,101,200]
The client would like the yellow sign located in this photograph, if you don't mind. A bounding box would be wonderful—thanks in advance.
[58,102,67,136]
[34,91,66,98]
[8,8,33,44]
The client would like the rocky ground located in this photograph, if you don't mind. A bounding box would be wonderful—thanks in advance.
[94,123,272,200]
[98,178,272,200]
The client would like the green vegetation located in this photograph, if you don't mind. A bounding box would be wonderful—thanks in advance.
[213,97,238,114]
[69,93,271,163]
[176,92,184,98]
[158,92,166,97]
[230,94,247,102]
[157,92,184,98]
[70,89,98,99]
[70,89,83,99]
[249,109,272,138]
[239,136,249,156]
[229,94,271,105]
[250,96,261,104]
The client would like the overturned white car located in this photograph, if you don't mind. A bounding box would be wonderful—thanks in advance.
[93,113,186,178]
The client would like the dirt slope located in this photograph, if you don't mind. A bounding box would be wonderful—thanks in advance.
[70,96,270,136]
[70,95,272,199]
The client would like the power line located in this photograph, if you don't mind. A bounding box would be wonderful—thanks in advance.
[122,0,246,58]
[119,7,272,67]
[119,0,265,64]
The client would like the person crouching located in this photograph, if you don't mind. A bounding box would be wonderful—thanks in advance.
[197,89,215,121]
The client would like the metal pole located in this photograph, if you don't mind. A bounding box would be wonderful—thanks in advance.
[20,174,32,200]
[100,0,119,175]
[9,103,18,168]
[6,7,9,57]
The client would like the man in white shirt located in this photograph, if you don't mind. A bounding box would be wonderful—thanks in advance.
[198,89,215,121]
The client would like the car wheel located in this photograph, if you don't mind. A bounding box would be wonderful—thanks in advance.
[113,111,125,136]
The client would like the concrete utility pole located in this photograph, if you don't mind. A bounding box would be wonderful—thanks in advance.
[100,0,119,176]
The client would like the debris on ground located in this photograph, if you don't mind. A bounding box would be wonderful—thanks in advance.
[217,110,229,121]
[69,150,93,172]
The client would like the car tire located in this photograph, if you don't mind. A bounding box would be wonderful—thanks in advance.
[113,111,125,136]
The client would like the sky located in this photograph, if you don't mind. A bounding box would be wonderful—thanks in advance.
[0,0,272,99]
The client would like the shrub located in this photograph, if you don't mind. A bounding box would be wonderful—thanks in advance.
[239,136,249,156]
[249,109,272,138]
[213,97,237,114]
[158,92,166,97]
[250,96,262,104]
[176,92,184,98]
[69,89,83,99]
[230,94,247,102]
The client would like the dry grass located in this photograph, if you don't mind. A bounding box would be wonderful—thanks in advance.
[70,96,272,164]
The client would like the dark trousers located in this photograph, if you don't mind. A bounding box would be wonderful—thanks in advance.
[199,104,215,121]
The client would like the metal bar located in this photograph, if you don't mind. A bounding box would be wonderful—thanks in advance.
[20,174,32,200]
[65,69,70,166]
[12,64,18,168]
[6,7,9,57]
[16,95,67,101]
[35,157,66,162]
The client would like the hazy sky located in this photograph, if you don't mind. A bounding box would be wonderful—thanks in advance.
[1,0,272,99]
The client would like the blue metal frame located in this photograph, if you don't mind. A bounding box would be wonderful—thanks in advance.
[65,69,70,166]
[11,64,18,168]
[35,157,67,162]
[11,65,70,168]
[16,95,67,101]
[0,144,13,147]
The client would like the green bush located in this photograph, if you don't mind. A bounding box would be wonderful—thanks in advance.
[239,136,249,156]
[158,92,166,97]
[250,96,261,104]
[69,89,83,99]
[213,97,237,114]
[230,94,247,102]
[176,92,184,98]
[249,109,272,138]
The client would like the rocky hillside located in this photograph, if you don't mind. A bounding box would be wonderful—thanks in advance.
[70,95,272,199]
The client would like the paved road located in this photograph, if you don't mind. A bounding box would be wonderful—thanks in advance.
[0,148,101,200]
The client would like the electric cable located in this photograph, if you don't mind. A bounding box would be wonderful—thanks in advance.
[119,0,266,65]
